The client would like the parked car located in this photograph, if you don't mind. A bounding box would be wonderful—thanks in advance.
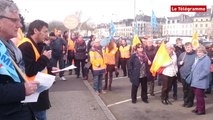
[200,40,213,48]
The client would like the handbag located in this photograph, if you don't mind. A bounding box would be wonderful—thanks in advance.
[185,73,192,84]
[157,67,165,74]
[211,64,213,72]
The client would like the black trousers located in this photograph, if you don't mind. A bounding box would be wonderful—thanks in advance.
[160,74,176,100]
[75,59,86,77]
[67,50,75,66]
[120,58,129,76]
[182,79,194,106]
[131,77,148,102]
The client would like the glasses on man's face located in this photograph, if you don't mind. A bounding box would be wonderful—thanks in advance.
[0,16,20,23]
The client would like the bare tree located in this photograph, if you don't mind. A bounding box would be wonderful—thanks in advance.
[48,21,68,32]
[74,11,95,33]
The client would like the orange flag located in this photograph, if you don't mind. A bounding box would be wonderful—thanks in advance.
[132,35,141,47]
[11,28,24,46]
[150,42,172,76]
[191,32,199,49]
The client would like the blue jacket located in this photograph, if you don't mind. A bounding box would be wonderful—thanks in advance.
[191,55,211,89]
[50,37,67,58]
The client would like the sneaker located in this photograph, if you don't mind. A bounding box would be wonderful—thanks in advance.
[100,90,106,94]
[95,91,100,96]
[60,77,66,81]
[83,76,88,80]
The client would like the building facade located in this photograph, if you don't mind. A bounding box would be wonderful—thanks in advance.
[163,14,193,37]
[193,8,213,39]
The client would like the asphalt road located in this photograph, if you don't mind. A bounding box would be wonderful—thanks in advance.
[47,70,213,120]
[96,76,213,120]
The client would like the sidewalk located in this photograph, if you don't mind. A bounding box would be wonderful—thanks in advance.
[47,74,116,120]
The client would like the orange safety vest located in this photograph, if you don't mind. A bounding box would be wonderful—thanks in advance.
[119,45,130,58]
[68,38,74,50]
[89,50,106,70]
[104,47,118,65]
[18,38,48,81]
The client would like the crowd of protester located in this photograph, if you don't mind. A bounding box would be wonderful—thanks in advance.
[0,0,212,120]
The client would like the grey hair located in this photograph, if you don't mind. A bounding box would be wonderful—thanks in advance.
[196,45,207,54]
[0,0,19,16]
[166,42,174,49]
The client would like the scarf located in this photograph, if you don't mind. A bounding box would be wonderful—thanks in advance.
[0,38,25,72]
[136,51,147,64]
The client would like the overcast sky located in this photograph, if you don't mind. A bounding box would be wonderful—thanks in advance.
[13,0,213,24]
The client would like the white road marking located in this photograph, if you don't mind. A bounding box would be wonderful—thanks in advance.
[107,85,182,108]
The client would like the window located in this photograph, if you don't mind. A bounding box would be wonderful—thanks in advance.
[195,24,198,27]
[206,24,208,27]
[206,19,208,21]
[172,20,174,23]
[201,19,203,21]
[200,24,203,27]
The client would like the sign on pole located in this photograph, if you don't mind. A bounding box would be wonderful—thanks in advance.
[63,15,79,30]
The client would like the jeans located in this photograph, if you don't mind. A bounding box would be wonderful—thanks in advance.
[34,111,47,120]
[93,70,104,92]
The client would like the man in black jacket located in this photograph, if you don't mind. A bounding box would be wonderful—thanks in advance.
[0,0,38,119]
[144,37,157,96]
[18,20,53,120]
[49,31,67,80]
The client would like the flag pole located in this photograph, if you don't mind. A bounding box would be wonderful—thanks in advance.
[134,0,136,19]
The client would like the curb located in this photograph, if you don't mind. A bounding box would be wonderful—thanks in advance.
[83,80,117,120]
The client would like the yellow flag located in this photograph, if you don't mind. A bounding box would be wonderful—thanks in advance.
[132,35,141,47]
[150,42,172,76]
[191,32,199,49]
